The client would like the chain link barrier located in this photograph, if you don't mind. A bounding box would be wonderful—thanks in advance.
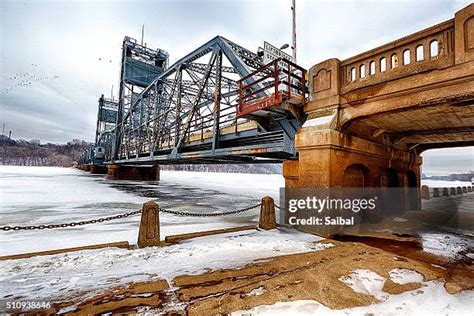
[0,203,262,232]
[159,203,261,217]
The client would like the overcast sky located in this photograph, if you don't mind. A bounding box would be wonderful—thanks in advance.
[0,0,472,175]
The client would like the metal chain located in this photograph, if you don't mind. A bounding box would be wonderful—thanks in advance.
[0,210,143,231]
[159,203,261,217]
[0,203,262,231]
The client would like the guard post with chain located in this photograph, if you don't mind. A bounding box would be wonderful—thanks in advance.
[138,201,161,248]
[259,196,276,230]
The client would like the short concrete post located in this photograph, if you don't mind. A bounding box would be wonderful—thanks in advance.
[468,187,472,192]
[138,201,161,248]
[442,188,449,196]
[433,188,440,198]
[450,187,457,195]
[462,187,467,193]
[421,185,430,200]
[259,196,277,230]
[457,187,463,194]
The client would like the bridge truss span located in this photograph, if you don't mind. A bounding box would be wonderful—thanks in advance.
[112,36,307,165]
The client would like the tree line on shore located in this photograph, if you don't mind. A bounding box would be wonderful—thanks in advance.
[0,136,282,173]
[0,136,91,167]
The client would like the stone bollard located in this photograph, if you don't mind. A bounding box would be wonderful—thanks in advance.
[138,201,161,248]
[457,187,462,194]
[469,187,472,192]
[462,187,467,193]
[450,187,457,195]
[442,188,449,196]
[433,188,440,198]
[259,196,277,230]
[421,185,430,200]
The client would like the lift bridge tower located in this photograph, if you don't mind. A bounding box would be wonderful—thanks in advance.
[112,37,169,161]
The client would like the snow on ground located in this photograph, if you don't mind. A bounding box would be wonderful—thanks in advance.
[0,228,329,305]
[0,166,284,256]
[421,179,472,188]
[389,268,424,285]
[233,268,474,316]
[339,269,387,300]
[421,233,472,259]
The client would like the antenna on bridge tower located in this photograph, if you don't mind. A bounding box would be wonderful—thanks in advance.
[111,85,114,100]
[141,24,145,46]
[291,0,297,63]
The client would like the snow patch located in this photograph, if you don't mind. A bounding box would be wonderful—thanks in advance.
[247,286,266,296]
[0,228,328,305]
[233,281,474,315]
[339,269,386,299]
[421,233,469,259]
[389,268,424,285]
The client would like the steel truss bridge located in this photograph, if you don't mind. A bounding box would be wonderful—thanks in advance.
[80,35,308,166]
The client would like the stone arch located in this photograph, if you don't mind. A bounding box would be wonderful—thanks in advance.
[343,164,369,187]
[359,64,366,78]
[350,67,356,81]
[391,53,398,69]
[380,57,387,72]
[403,49,411,65]
[416,44,424,61]
[369,60,376,75]
[430,40,439,57]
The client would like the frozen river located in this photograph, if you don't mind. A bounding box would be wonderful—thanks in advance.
[0,166,473,315]
[0,166,283,256]
[0,166,472,256]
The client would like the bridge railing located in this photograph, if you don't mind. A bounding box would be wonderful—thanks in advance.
[237,58,307,117]
[339,19,455,93]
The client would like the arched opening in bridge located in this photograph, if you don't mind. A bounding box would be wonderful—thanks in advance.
[380,57,387,72]
[403,49,411,65]
[343,164,369,187]
[416,44,424,61]
[390,54,398,69]
[406,170,418,210]
[430,40,439,57]
[360,64,366,78]
[350,67,356,81]
[369,61,375,75]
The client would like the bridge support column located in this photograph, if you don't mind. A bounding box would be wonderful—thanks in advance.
[283,128,422,209]
[284,129,422,190]
[282,128,423,237]
[107,164,160,181]
[90,164,107,174]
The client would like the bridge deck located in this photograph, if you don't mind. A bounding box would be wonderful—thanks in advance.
[113,121,296,165]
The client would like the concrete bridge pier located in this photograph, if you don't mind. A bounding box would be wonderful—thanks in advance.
[283,128,422,210]
[90,164,108,174]
[107,164,160,181]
